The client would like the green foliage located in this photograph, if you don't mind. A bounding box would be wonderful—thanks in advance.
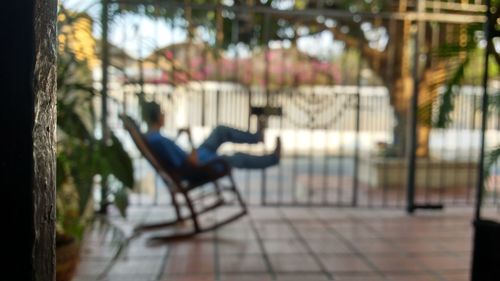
[485,145,500,179]
[57,4,135,239]
[434,57,469,128]
[432,21,482,128]
[56,153,86,240]
[433,18,500,129]
[57,87,134,218]
[435,23,482,55]
[112,0,381,48]
[491,90,500,115]
[102,134,135,188]
[432,22,499,188]
[112,184,130,218]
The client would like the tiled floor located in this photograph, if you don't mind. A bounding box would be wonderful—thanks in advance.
[74,206,489,281]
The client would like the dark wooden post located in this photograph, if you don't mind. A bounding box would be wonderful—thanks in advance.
[0,0,57,280]
[100,0,111,214]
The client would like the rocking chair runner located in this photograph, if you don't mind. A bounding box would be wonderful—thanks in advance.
[120,114,247,241]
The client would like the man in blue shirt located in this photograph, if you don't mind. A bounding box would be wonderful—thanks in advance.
[144,101,280,175]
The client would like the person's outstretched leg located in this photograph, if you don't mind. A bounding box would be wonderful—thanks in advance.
[199,125,263,152]
[222,137,281,169]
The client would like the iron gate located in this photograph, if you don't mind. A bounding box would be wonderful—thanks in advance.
[102,0,500,210]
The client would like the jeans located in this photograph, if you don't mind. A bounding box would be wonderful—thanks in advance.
[198,125,278,169]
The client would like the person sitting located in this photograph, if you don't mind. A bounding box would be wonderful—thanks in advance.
[143,101,281,180]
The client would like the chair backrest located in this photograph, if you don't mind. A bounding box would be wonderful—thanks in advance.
[120,114,181,193]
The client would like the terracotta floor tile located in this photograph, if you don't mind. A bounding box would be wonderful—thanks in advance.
[250,209,282,220]
[104,274,158,281]
[291,221,325,228]
[217,240,262,255]
[75,259,109,276]
[108,257,164,275]
[79,244,118,258]
[219,273,273,281]
[255,223,297,239]
[367,229,413,240]
[404,230,469,240]
[122,240,169,257]
[306,239,354,254]
[300,231,341,240]
[391,241,443,254]
[438,240,473,253]
[332,226,379,239]
[74,277,95,281]
[294,225,338,240]
[217,227,257,241]
[275,273,330,280]
[313,209,352,220]
[219,254,268,273]
[218,218,252,228]
[169,241,214,257]
[268,254,322,272]
[333,273,385,281]
[263,239,309,254]
[440,271,470,281]
[325,221,360,229]
[369,222,457,240]
[75,206,477,281]
[384,273,441,281]
[319,254,373,273]
[164,255,215,274]
[159,273,215,281]
[280,208,318,220]
[416,255,470,272]
[366,255,426,273]
[350,240,402,254]
[88,276,157,281]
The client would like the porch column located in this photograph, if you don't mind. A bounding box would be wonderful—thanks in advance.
[1,1,57,280]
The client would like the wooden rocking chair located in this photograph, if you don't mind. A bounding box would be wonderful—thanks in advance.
[120,114,247,241]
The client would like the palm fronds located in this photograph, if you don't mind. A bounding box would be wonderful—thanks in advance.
[485,145,500,179]
[434,57,469,128]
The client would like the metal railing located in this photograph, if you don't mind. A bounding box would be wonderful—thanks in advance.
[108,83,499,208]
[99,0,499,210]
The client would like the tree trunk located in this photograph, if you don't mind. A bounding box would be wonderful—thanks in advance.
[381,19,414,158]
[1,0,57,280]
[352,17,443,158]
